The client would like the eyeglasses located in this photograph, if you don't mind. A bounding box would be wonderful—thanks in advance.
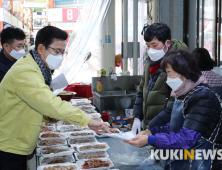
[47,46,68,56]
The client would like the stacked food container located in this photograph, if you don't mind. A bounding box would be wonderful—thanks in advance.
[37,98,114,170]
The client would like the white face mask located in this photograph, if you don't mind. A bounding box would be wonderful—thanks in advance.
[166,74,185,91]
[147,41,168,61]
[7,44,25,60]
[43,50,63,70]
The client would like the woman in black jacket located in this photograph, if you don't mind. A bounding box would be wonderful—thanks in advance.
[125,50,222,170]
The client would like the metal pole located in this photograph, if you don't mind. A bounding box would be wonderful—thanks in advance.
[123,0,128,72]
[201,0,205,47]
[133,0,138,75]
[188,0,197,52]
[218,0,221,66]
[213,0,218,64]
[197,0,200,48]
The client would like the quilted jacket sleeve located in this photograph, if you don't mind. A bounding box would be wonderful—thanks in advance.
[183,88,221,138]
[133,68,146,120]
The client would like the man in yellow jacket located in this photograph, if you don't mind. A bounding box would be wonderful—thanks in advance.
[0,26,108,169]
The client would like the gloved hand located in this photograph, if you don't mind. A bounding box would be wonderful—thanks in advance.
[132,118,141,134]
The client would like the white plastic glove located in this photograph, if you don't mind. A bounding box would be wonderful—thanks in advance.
[132,118,141,134]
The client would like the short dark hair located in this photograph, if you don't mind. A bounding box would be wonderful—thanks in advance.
[161,49,202,82]
[192,48,215,71]
[0,27,26,47]
[144,23,171,44]
[35,26,68,51]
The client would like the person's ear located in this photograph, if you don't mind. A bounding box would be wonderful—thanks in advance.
[37,44,45,56]
[166,40,171,48]
[3,43,11,53]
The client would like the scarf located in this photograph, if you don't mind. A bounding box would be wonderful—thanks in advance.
[171,75,207,98]
[30,50,52,86]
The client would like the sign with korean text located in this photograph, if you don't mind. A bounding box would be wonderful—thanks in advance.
[62,8,77,21]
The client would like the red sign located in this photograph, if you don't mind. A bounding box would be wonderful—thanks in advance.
[62,8,77,21]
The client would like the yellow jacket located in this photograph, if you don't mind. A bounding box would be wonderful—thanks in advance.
[0,53,91,155]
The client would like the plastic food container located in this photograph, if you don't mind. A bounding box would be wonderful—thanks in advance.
[112,123,122,129]
[42,122,56,127]
[74,151,109,160]
[83,109,97,114]
[39,155,75,165]
[67,137,97,145]
[88,113,101,118]
[67,130,96,138]
[39,132,68,140]
[37,139,67,148]
[96,128,120,138]
[37,163,79,170]
[71,99,90,103]
[77,158,114,170]
[56,121,73,126]
[76,105,95,110]
[92,118,103,122]
[70,144,78,151]
[71,100,91,106]
[109,128,121,133]
[41,126,56,133]
[77,142,109,153]
[40,146,74,158]
[57,125,82,132]
[119,125,128,132]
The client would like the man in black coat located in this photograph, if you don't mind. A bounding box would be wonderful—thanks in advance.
[0,27,26,82]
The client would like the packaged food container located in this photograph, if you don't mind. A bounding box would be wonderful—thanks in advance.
[82,126,90,130]
[84,109,97,114]
[74,151,109,160]
[39,155,75,165]
[57,125,82,132]
[119,125,128,132]
[92,118,103,122]
[71,99,91,103]
[67,137,97,145]
[98,128,120,134]
[71,100,91,106]
[40,146,74,158]
[57,121,73,126]
[67,130,96,138]
[77,142,109,153]
[39,132,68,140]
[76,105,95,110]
[37,163,78,170]
[37,139,67,148]
[77,158,114,170]
[112,123,122,129]
[42,122,56,127]
[41,126,56,133]
[88,113,101,118]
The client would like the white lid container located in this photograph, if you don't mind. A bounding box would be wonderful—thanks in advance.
[37,163,78,170]
[77,142,109,153]
[40,146,74,158]
[39,132,68,140]
[77,158,114,170]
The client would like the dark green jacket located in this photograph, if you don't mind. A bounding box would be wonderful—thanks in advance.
[133,39,188,127]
